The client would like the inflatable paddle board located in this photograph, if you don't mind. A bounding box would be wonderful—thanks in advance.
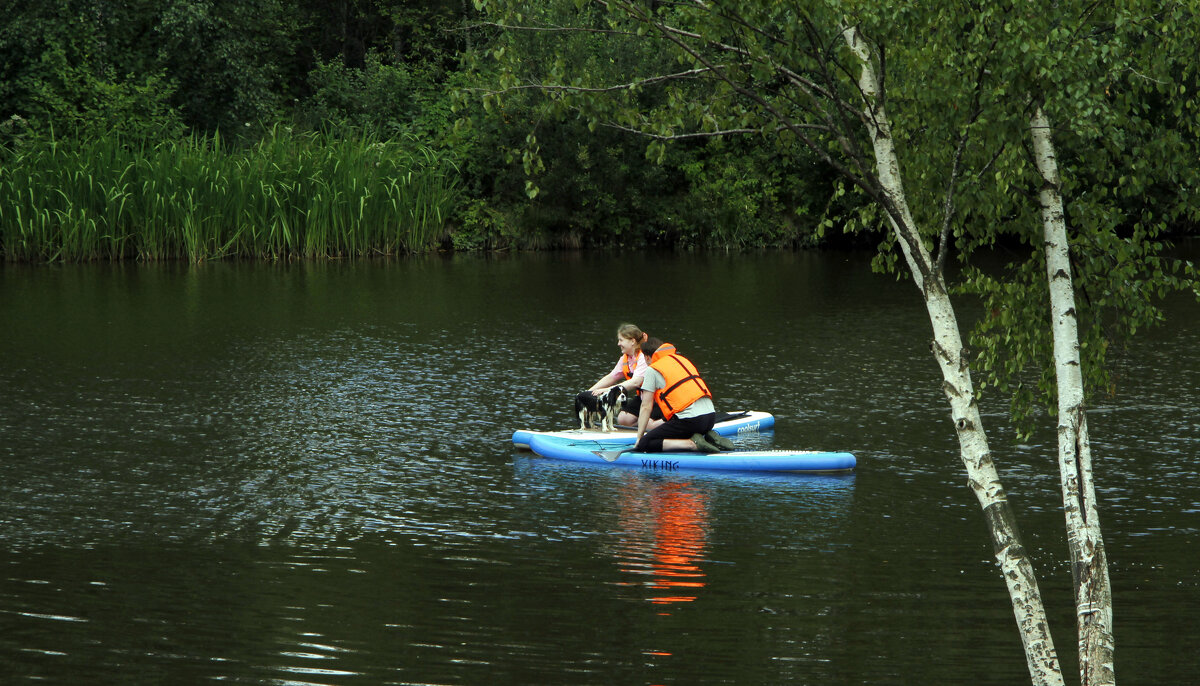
[526,434,855,474]
[512,410,773,450]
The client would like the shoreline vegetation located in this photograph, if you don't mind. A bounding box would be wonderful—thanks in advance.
[0,125,837,264]
[2,126,1196,264]
[1,3,1195,264]
[0,128,459,263]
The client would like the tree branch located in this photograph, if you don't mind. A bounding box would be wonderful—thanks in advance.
[602,121,828,140]
[469,66,723,97]
[469,21,636,37]
[936,132,969,278]
[615,1,889,210]
[936,34,1000,276]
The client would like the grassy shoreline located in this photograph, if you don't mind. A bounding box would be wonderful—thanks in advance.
[0,128,460,263]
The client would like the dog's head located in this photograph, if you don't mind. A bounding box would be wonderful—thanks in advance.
[604,386,627,409]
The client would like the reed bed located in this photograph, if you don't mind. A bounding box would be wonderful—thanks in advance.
[0,127,460,262]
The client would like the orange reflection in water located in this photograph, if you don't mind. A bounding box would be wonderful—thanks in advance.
[613,478,710,608]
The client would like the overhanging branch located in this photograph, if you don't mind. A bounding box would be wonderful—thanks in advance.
[602,121,828,140]
[469,66,724,97]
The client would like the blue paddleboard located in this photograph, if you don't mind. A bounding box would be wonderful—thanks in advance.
[512,410,773,450]
[526,434,855,474]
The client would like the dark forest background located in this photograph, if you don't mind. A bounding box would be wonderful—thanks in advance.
[0,1,1193,259]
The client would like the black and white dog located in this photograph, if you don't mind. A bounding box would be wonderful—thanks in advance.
[575,386,627,432]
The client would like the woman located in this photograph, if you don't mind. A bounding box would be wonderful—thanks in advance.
[634,340,735,453]
[587,323,649,427]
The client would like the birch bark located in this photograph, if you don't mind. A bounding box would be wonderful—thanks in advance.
[1029,105,1116,686]
[843,27,1064,686]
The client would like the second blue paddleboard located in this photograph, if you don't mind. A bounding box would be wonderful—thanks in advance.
[512,410,774,449]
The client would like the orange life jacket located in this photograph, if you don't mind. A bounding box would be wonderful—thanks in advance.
[649,344,712,420]
[621,351,645,380]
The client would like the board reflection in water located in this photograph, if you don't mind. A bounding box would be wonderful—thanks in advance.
[611,478,710,608]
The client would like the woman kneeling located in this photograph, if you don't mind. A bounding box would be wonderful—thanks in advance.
[634,339,730,454]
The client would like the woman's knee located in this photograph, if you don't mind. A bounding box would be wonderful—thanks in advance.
[637,436,664,452]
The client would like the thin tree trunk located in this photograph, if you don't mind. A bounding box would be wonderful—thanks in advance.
[1029,105,1116,686]
[843,27,1065,686]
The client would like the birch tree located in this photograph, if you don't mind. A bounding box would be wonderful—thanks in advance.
[463,2,1200,682]
[839,25,1063,682]
[1030,104,1114,685]
[974,7,1200,684]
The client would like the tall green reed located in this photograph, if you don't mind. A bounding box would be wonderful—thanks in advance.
[0,126,460,262]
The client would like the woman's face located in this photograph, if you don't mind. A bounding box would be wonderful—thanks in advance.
[617,335,639,358]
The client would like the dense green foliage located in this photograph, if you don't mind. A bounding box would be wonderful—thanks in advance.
[916,4,1200,433]
[1,1,1198,263]
[0,0,473,261]
[0,0,854,258]
[0,127,458,261]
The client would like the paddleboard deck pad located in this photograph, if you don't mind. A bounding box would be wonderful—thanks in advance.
[512,410,774,450]
[525,434,855,474]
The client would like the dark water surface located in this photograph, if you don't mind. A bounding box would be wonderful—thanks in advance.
[2,252,1197,685]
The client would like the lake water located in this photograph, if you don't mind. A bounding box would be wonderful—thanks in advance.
[2,250,1197,685]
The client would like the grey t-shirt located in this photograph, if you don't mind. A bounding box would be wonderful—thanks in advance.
[641,367,715,418]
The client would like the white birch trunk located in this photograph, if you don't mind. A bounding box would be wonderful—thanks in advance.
[843,27,1065,686]
[1029,105,1116,686]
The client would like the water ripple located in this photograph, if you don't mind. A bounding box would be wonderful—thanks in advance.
[2,255,1198,686]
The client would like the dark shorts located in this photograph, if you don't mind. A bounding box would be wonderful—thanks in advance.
[636,413,716,453]
[622,394,662,421]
